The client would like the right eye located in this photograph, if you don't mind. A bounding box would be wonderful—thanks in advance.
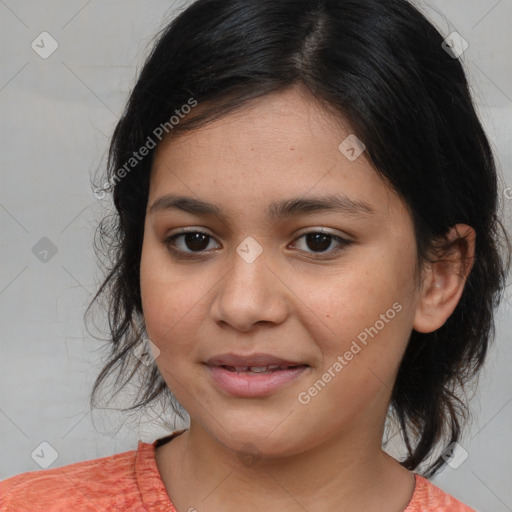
[164,230,220,258]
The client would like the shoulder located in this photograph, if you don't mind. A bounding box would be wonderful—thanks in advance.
[405,473,478,512]
[0,448,142,511]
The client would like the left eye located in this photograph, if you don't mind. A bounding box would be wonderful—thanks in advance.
[291,231,352,255]
[164,230,352,258]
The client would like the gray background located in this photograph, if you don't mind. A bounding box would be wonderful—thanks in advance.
[0,1,511,511]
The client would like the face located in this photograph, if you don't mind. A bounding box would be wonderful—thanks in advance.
[140,84,422,458]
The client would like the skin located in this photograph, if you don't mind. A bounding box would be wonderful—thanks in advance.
[140,84,475,512]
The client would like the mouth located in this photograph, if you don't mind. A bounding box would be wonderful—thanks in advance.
[219,364,307,374]
[204,353,310,397]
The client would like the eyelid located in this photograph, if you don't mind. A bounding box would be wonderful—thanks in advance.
[167,226,216,236]
[293,226,352,240]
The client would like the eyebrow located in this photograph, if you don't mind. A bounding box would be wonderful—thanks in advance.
[149,193,375,221]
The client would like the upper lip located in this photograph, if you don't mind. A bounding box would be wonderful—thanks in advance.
[205,353,307,367]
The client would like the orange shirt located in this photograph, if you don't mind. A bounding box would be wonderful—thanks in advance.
[0,429,477,511]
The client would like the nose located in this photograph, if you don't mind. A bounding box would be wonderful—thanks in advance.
[210,240,290,332]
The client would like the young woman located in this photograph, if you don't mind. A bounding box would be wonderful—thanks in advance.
[1,0,509,510]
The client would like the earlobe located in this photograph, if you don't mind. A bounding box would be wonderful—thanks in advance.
[413,224,476,334]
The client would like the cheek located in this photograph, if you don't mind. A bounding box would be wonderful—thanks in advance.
[300,247,415,368]
[140,242,196,350]
[139,267,206,393]
[298,276,411,424]
[141,278,201,351]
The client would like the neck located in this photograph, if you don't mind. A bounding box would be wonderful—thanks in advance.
[156,421,415,512]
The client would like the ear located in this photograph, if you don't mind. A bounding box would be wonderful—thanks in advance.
[413,224,476,333]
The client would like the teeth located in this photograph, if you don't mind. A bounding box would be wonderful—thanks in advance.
[223,364,301,373]
[248,366,268,373]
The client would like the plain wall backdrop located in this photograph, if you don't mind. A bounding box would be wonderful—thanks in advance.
[1,1,511,510]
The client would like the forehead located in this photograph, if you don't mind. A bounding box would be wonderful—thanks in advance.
[149,86,404,222]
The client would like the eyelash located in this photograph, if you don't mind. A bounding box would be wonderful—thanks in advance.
[163,229,353,260]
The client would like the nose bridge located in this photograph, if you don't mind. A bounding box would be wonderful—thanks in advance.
[224,236,271,302]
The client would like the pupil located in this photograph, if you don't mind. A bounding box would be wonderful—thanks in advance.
[185,233,209,251]
[307,233,331,252]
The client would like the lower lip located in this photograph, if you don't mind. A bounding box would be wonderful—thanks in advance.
[206,365,309,397]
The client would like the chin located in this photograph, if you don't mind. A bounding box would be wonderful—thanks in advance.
[202,420,307,461]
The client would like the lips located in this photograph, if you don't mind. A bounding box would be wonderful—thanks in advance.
[205,359,309,398]
[204,353,310,396]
